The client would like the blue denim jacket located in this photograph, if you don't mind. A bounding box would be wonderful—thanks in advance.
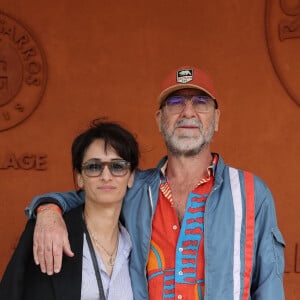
[25,154,285,300]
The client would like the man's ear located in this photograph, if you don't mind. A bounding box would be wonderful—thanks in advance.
[214,109,220,132]
[127,171,135,189]
[155,110,162,132]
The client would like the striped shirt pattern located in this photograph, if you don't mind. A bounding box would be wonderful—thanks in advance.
[147,155,218,300]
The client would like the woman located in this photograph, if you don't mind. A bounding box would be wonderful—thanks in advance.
[0,119,139,300]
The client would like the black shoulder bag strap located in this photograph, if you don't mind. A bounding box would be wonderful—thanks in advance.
[83,221,106,300]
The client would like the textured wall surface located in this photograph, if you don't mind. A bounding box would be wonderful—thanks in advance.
[0,0,299,298]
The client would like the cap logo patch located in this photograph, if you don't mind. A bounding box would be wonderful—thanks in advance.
[177,69,193,84]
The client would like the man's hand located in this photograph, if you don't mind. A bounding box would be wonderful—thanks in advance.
[33,208,74,275]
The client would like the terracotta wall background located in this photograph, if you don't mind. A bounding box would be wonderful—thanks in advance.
[0,0,299,298]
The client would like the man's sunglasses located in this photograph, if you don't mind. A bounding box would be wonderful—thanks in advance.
[162,95,217,114]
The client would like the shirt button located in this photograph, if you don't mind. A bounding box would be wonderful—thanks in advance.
[179,271,183,275]
[178,295,183,299]
[179,247,183,252]
[173,225,178,230]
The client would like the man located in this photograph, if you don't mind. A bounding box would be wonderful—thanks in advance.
[24,66,285,299]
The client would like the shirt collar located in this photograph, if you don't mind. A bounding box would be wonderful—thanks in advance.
[160,153,218,179]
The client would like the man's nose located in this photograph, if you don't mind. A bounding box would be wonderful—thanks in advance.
[180,99,197,118]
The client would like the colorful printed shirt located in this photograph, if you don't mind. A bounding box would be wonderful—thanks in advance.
[147,155,218,300]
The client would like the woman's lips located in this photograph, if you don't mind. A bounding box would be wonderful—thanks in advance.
[98,185,116,190]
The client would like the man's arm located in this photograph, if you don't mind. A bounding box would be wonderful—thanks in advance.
[24,190,85,275]
[251,183,285,299]
[25,190,85,219]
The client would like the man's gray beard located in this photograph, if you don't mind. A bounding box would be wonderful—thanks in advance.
[161,113,216,157]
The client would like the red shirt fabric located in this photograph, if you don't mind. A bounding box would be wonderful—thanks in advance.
[147,155,218,300]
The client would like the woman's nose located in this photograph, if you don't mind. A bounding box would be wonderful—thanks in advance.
[100,165,113,180]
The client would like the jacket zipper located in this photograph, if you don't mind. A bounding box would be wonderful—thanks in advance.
[203,183,221,300]
[142,185,155,299]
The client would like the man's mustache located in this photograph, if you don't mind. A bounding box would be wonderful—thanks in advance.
[174,118,202,129]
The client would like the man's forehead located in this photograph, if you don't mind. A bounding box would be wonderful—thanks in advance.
[171,88,209,96]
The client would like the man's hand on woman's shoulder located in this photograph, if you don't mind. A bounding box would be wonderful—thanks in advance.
[33,206,74,275]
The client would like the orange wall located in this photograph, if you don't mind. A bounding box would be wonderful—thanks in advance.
[0,1,299,298]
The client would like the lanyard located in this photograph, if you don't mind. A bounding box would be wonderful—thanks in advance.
[83,220,106,300]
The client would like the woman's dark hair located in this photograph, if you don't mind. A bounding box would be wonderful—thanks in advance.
[72,119,139,177]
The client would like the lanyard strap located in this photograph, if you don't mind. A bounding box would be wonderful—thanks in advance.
[83,221,106,300]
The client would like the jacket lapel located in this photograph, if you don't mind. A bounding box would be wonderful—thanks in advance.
[51,206,84,300]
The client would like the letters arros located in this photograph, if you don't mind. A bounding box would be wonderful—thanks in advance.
[0,11,47,131]
[0,153,47,170]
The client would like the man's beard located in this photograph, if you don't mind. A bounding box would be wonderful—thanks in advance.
[160,113,216,157]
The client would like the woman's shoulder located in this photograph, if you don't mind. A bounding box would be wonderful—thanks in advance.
[64,205,84,225]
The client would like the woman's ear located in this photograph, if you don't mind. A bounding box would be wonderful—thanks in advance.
[77,173,84,189]
[127,171,135,189]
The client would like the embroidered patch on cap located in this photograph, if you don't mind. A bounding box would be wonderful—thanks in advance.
[176,69,193,84]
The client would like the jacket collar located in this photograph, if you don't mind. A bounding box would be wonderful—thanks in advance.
[155,153,226,181]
